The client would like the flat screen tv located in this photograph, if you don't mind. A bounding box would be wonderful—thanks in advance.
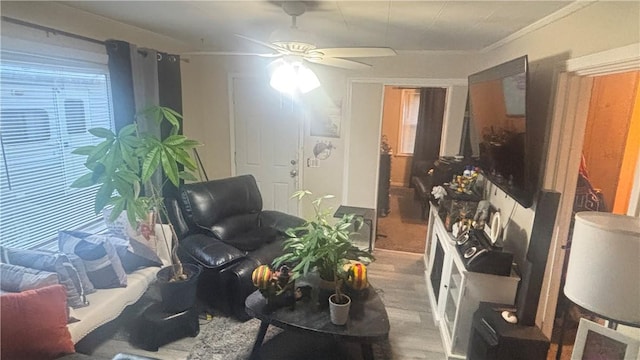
[466,55,534,208]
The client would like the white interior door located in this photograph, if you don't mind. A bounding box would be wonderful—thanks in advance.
[232,76,300,215]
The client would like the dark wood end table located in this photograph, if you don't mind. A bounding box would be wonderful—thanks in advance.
[245,283,389,360]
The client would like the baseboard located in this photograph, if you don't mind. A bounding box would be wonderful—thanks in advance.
[390,182,408,187]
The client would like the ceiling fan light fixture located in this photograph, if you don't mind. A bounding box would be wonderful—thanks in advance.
[269,58,320,94]
[297,64,320,93]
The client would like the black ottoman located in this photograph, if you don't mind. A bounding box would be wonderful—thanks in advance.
[132,303,199,351]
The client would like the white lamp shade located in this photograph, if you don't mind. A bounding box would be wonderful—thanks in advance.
[269,61,298,94]
[268,58,320,94]
[297,65,320,93]
[564,212,640,325]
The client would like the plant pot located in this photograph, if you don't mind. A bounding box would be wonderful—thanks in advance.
[329,294,351,325]
[156,263,201,313]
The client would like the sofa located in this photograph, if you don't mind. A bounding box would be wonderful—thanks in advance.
[166,174,305,320]
[0,225,173,359]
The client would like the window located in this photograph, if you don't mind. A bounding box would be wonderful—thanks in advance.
[0,58,114,249]
[398,89,421,155]
[64,99,87,134]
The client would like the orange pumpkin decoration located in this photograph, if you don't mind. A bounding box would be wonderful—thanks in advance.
[252,265,273,290]
[346,262,368,290]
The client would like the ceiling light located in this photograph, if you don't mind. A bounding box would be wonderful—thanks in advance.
[269,58,320,94]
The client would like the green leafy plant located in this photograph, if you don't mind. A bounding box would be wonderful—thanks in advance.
[70,106,201,280]
[272,190,374,303]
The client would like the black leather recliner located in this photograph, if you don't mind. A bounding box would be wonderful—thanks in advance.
[165,174,304,320]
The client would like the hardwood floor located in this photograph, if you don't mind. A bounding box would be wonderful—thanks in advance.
[76,249,445,359]
[368,249,445,359]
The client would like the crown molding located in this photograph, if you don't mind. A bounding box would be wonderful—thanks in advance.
[566,43,640,76]
[482,1,596,53]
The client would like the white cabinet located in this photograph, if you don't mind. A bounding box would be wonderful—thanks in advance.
[424,206,520,359]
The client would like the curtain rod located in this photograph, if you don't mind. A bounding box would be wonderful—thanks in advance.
[1,16,189,62]
[2,16,105,45]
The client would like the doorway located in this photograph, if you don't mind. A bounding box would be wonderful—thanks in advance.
[538,44,640,340]
[375,86,447,254]
[548,70,640,359]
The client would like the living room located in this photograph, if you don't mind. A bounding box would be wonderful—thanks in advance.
[1,1,639,359]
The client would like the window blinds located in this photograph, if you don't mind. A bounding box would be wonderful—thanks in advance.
[0,57,114,249]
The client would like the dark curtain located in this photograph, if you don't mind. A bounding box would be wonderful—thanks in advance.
[411,88,447,177]
[105,40,183,198]
[105,40,135,132]
[157,52,183,198]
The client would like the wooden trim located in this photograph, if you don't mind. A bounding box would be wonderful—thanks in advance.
[566,43,640,76]
[537,75,593,337]
[538,43,640,338]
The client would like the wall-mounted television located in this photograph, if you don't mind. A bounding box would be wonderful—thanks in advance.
[466,56,535,208]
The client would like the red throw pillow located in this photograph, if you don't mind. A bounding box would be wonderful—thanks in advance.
[1,284,75,360]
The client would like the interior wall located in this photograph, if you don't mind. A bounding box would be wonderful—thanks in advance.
[345,82,384,208]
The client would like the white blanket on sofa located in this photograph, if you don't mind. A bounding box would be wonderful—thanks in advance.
[67,224,173,344]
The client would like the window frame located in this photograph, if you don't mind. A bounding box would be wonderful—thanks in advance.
[397,89,421,156]
[0,52,114,250]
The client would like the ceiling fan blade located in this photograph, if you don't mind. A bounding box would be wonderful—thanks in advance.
[235,34,286,53]
[306,57,371,70]
[182,51,281,57]
[310,47,396,58]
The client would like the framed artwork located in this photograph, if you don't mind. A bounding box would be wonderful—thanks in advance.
[572,318,640,360]
[310,103,341,138]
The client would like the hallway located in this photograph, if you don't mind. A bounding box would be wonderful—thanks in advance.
[376,186,428,254]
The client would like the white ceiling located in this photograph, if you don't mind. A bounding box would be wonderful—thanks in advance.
[59,1,587,53]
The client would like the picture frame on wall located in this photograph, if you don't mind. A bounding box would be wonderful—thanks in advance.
[310,103,341,138]
[572,318,640,360]
[310,113,340,138]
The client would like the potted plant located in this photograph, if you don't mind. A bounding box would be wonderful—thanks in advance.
[272,190,374,325]
[70,106,202,311]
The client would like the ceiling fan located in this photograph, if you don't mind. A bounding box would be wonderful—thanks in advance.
[186,1,396,70]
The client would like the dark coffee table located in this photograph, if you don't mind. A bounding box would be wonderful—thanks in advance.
[245,284,389,360]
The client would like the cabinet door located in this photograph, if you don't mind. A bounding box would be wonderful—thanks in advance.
[429,233,446,302]
[440,255,463,344]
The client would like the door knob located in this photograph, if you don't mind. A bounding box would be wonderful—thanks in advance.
[290,169,298,178]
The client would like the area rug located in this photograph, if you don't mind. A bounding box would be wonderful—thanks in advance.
[376,186,428,253]
[188,315,392,360]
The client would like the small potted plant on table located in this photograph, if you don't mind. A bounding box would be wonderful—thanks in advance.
[273,191,374,325]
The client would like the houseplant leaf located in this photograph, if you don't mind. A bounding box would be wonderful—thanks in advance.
[88,127,115,139]
[161,148,180,186]
[70,172,95,188]
[95,181,115,214]
[72,145,96,156]
[141,147,161,182]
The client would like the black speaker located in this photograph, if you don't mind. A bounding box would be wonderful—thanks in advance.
[468,302,549,360]
[515,189,561,326]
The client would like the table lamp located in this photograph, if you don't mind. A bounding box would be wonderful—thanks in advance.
[564,212,640,328]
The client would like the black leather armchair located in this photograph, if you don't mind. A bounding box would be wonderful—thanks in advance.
[165,174,304,320]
